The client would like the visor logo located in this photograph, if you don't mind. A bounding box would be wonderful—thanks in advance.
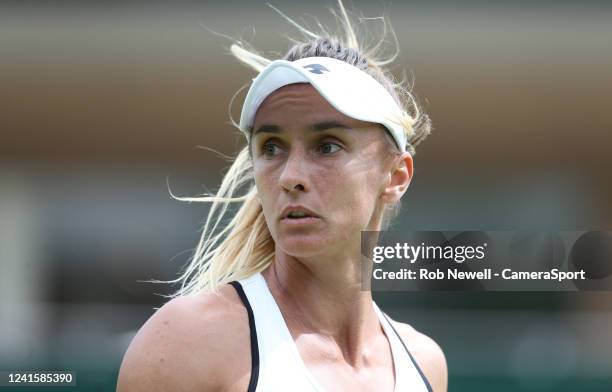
[303,64,330,74]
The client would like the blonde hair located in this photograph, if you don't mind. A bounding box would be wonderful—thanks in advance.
[163,0,432,297]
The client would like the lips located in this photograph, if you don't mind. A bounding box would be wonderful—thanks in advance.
[279,205,320,221]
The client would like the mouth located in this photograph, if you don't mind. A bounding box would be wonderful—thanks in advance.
[280,206,321,224]
[281,216,320,226]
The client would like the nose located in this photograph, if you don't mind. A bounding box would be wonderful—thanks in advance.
[279,149,308,194]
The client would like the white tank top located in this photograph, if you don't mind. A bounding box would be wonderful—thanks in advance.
[229,272,432,392]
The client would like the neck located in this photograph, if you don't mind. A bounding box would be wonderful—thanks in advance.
[261,248,381,364]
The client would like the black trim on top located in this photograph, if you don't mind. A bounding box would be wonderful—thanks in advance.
[381,312,433,392]
[229,281,260,392]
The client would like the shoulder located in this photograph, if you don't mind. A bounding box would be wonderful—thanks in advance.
[116,284,252,392]
[387,316,448,392]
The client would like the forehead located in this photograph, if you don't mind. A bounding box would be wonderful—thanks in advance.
[252,83,369,129]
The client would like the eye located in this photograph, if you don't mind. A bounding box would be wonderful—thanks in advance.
[318,142,341,155]
[262,141,283,157]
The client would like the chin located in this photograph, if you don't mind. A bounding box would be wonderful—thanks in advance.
[277,232,332,258]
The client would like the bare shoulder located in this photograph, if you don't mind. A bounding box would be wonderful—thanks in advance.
[388,317,448,392]
[116,284,251,392]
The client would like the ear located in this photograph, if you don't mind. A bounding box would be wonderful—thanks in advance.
[381,152,413,203]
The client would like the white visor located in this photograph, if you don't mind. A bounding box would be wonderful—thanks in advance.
[239,56,408,152]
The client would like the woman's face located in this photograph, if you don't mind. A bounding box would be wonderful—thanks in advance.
[251,83,408,259]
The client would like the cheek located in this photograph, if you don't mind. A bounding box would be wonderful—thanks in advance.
[325,169,382,223]
[253,166,281,235]
[253,168,274,206]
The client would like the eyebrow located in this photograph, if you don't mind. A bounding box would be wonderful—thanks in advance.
[252,121,351,136]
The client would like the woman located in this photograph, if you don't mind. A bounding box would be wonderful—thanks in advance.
[117,1,447,391]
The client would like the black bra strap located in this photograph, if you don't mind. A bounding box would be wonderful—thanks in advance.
[381,312,433,392]
[229,281,260,392]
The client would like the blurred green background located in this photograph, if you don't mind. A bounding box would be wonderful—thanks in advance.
[1,0,611,391]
